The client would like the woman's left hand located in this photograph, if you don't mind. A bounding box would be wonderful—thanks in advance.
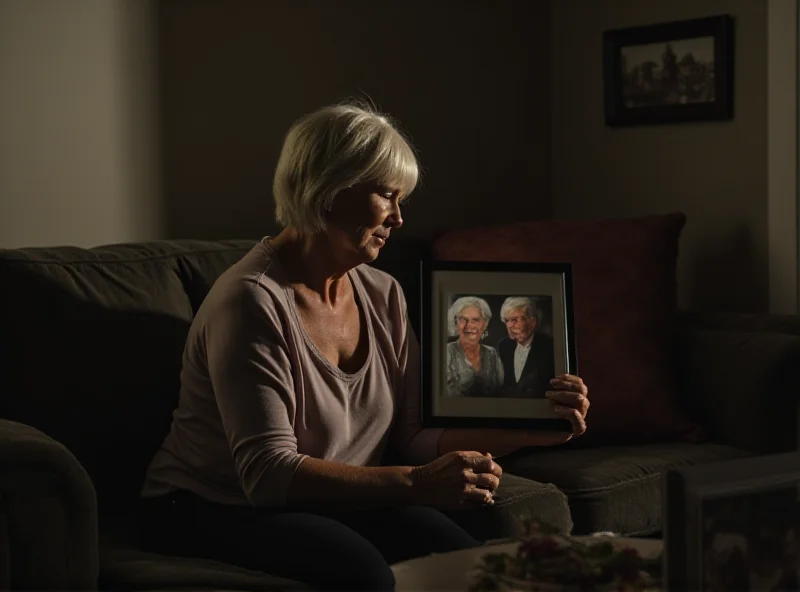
[440,375,591,455]
[546,374,590,438]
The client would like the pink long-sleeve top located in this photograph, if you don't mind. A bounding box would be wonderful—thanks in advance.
[141,239,443,508]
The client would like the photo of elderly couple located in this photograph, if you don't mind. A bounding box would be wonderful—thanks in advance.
[445,294,555,399]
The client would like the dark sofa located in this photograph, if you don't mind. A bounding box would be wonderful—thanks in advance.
[1,238,797,590]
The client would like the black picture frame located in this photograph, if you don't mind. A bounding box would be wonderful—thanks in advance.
[664,452,800,591]
[420,259,577,430]
[603,14,734,127]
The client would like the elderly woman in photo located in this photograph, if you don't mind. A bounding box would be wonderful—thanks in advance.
[137,102,591,591]
[446,296,504,397]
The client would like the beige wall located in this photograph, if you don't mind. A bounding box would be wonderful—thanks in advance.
[0,0,162,249]
[157,0,552,242]
[1,1,785,314]
[551,0,769,312]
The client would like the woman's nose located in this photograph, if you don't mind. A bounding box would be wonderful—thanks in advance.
[387,201,403,228]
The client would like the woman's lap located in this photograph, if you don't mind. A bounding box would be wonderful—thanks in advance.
[326,504,480,564]
[139,491,480,591]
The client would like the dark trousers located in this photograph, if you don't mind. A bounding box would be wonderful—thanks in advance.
[139,491,480,591]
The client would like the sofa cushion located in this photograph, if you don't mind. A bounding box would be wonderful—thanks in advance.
[675,326,800,454]
[0,240,256,508]
[444,473,572,541]
[99,544,308,591]
[431,214,702,445]
[501,442,750,536]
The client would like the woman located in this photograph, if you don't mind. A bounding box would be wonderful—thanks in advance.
[139,102,590,591]
[446,296,504,397]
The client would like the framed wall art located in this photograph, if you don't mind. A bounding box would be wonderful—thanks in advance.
[420,260,577,430]
[603,14,734,127]
[664,452,800,591]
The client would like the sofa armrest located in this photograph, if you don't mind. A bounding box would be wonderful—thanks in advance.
[0,419,98,590]
[674,322,800,454]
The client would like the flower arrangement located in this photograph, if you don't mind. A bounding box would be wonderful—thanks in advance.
[470,521,662,592]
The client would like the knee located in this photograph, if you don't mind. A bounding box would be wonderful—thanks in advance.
[401,506,481,552]
[320,534,396,591]
[337,560,395,592]
[326,549,395,592]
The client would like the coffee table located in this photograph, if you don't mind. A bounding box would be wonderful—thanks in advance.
[391,535,664,591]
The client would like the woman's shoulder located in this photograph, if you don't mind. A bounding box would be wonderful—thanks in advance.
[352,264,406,310]
[201,250,289,324]
[353,263,402,289]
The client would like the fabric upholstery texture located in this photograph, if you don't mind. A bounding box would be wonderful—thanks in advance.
[99,546,309,591]
[0,240,256,512]
[431,214,702,445]
[674,325,800,454]
[0,419,98,590]
[0,504,8,591]
[445,474,573,540]
[501,442,749,536]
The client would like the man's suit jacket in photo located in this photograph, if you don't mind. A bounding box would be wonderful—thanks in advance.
[497,333,555,399]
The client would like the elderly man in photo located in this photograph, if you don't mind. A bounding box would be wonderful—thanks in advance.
[497,297,555,399]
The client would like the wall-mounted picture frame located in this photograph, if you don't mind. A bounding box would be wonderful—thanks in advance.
[420,260,577,430]
[603,14,734,127]
[664,452,800,592]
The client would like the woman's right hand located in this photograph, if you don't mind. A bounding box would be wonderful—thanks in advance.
[410,451,502,510]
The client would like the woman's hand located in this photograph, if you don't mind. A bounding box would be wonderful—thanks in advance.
[437,378,590,456]
[411,451,502,510]
[546,373,590,437]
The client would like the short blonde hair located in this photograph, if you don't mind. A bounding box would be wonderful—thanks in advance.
[273,102,419,235]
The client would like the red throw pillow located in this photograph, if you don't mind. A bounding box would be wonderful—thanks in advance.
[432,213,703,445]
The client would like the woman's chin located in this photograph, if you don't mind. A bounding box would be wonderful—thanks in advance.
[334,242,380,267]
[359,245,381,263]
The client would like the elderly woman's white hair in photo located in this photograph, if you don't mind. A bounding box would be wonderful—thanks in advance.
[273,102,420,235]
[447,296,493,338]
[500,296,541,323]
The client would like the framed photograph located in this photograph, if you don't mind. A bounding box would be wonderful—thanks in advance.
[420,260,577,430]
[664,452,800,592]
[603,14,734,127]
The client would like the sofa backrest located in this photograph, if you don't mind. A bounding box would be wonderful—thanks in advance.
[0,240,256,508]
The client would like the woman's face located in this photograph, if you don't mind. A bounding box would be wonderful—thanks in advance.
[325,182,404,266]
[456,306,488,345]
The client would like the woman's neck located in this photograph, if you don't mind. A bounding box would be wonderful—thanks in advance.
[268,228,350,306]
[461,340,481,357]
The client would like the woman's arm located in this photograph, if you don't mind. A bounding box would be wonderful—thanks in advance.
[288,458,416,509]
[445,342,460,397]
[491,347,504,392]
[208,285,424,509]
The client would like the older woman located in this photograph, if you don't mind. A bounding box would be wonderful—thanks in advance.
[138,103,590,591]
[446,296,504,397]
